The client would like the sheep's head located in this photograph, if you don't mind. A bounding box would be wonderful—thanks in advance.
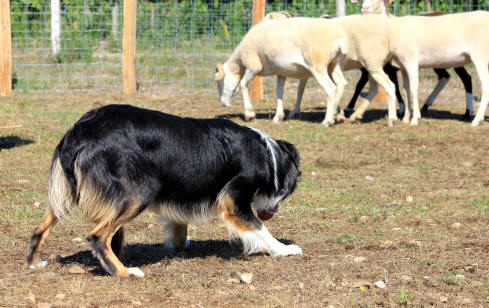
[215,63,240,107]
[361,0,391,14]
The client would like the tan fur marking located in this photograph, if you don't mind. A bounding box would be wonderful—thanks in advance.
[89,221,128,276]
[168,223,188,248]
[30,210,58,257]
[217,193,259,233]
[75,161,118,223]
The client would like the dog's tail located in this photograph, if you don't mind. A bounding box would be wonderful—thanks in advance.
[48,148,78,221]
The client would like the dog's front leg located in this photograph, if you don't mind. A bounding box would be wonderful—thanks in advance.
[217,176,302,256]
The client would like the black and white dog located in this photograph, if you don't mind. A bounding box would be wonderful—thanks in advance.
[26,105,302,277]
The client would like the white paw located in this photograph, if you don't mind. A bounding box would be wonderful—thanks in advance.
[128,267,145,278]
[29,258,48,269]
[269,244,303,257]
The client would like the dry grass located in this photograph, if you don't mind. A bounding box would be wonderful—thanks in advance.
[1,90,488,307]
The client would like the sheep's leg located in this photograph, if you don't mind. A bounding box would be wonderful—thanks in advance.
[400,69,412,124]
[370,71,398,127]
[307,68,337,127]
[273,76,286,124]
[331,65,347,122]
[349,75,377,122]
[384,64,404,118]
[289,78,307,119]
[471,60,489,127]
[454,67,474,120]
[422,69,450,114]
[404,62,421,125]
[240,69,257,121]
[345,68,368,116]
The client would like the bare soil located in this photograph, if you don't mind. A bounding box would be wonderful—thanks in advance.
[0,89,488,307]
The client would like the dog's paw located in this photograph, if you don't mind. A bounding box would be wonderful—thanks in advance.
[127,267,145,278]
[269,244,302,257]
[29,258,48,269]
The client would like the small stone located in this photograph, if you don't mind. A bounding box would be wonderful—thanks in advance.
[401,275,412,282]
[28,292,36,304]
[131,301,142,306]
[317,255,327,259]
[148,224,154,229]
[239,272,253,284]
[37,303,52,308]
[462,161,474,168]
[440,295,448,303]
[68,265,85,274]
[227,278,240,284]
[408,240,421,247]
[298,282,304,289]
[365,175,374,181]
[462,298,472,304]
[353,256,367,263]
[54,293,65,300]
[34,202,41,208]
[406,196,413,203]
[382,240,394,248]
[359,216,368,223]
[248,285,256,291]
[452,222,462,228]
[71,237,83,243]
[374,280,386,288]
[455,274,465,280]
[311,171,317,176]
[45,272,56,277]
[392,228,401,231]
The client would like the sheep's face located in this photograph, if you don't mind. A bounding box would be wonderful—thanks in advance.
[361,0,390,14]
[215,63,240,107]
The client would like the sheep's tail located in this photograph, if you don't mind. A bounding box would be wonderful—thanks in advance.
[332,38,348,58]
[48,155,77,220]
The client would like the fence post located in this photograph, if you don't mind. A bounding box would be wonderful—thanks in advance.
[0,0,12,96]
[250,0,265,100]
[122,0,137,95]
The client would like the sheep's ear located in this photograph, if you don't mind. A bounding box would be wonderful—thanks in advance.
[215,63,225,81]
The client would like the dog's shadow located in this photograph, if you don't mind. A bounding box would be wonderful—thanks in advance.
[57,238,295,276]
[0,136,34,150]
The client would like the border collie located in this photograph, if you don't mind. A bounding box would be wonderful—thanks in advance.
[26,104,302,277]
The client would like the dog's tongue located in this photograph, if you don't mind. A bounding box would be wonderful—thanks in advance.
[257,209,274,221]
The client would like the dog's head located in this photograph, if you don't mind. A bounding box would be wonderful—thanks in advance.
[253,140,300,221]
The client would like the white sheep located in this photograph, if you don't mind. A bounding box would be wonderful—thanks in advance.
[215,17,348,126]
[361,0,489,126]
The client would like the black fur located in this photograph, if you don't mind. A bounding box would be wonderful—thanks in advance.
[54,104,300,232]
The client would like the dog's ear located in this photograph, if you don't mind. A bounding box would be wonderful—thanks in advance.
[277,140,300,168]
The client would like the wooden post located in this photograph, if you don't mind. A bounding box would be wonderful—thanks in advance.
[122,0,137,95]
[250,0,265,100]
[372,85,388,103]
[0,0,12,96]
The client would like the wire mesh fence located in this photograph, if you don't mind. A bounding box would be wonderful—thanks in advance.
[9,0,488,105]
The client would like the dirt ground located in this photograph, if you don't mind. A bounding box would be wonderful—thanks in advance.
[0,89,488,307]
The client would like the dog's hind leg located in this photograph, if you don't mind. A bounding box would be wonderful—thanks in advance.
[163,222,189,250]
[217,177,302,257]
[26,209,58,269]
[87,201,147,277]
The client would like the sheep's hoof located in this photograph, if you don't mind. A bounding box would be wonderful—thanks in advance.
[471,118,481,127]
[289,110,299,119]
[244,112,256,121]
[322,120,334,127]
[410,118,419,126]
[402,115,410,124]
[335,114,346,123]
[349,112,362,122]
[343,108,355,118]
[272,115,283,124]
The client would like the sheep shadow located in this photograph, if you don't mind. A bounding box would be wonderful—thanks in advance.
[0,136,34,151]
[217,107,388,124]
[421,109,476,122]
[57,238,295,276]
